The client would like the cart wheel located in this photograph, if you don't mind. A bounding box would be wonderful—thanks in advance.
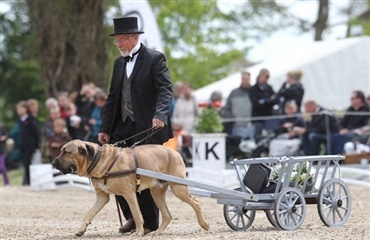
[274,187,306,231]
[264,210,279,229]
[223,188,255,231]
[317,178,351,227]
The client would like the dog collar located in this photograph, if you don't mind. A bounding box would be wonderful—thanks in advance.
[87,146,102,174]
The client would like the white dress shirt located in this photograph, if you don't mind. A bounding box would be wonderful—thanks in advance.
[126,42,141,78]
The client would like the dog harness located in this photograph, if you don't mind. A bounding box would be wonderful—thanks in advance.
[102,147,141,191]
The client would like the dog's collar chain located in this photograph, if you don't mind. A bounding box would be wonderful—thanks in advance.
[87,146,102,174]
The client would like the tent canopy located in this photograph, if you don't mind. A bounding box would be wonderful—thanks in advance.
[194,37,370,110]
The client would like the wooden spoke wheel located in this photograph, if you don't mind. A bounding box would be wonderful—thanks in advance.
[274,187,306,231]
[223,188,255,231]
[317,178,351,227]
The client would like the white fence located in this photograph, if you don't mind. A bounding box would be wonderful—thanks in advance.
[30,164,92,191]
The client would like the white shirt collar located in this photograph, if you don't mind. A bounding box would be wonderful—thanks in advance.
[129,42,141,58]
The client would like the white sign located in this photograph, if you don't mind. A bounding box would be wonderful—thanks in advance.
[192,133,227,172]
[30,164,56,190]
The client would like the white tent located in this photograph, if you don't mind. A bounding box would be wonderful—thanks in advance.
[194,37,370,110]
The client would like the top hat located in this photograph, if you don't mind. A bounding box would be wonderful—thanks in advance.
[109,17,144,36]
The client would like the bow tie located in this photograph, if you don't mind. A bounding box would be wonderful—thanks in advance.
[124,49,140,62]
[124,56,133,62]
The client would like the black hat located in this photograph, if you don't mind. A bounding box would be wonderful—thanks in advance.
[109,17,144,36]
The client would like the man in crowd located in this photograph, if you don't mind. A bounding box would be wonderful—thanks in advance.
[302,100,339,155]
[222,71,254,139]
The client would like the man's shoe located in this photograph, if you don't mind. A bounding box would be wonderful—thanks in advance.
[128,228,153,235]
[119,218,135,234]
[144,228,153,235]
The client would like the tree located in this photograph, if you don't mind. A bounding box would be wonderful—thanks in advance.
[285,0,369,41]
[313,0,329,41]
[149,0,288,89]
[27,0,110,97]
[0,1,44,128]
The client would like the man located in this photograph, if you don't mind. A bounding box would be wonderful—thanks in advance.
[301,100,339,155]
[249,68,276,139]
[339,90,370,141]
[172,82,199,134]
[16,101,40,185]
[222,71,254,139]
[98,17,173,234]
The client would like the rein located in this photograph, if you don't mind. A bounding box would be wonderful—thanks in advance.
[113,126,162,147]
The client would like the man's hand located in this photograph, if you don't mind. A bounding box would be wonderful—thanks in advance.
[152,119,165,129]
[98,133,110,144]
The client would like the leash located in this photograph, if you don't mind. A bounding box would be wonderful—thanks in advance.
[131,127,162,147]
[115,196,123,227]
[109,147,140,229]
[113,126,161,147]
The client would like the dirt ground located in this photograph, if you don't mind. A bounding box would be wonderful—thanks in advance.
[1,184,369,240]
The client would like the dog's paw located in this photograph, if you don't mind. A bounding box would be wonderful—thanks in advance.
[75,231,85,237]
[201,221,210,231]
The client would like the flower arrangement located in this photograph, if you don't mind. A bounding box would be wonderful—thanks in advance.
[195,101,224,133]
[272,161,315,190]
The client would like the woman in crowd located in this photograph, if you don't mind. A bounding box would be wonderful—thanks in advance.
[275,70,305,114]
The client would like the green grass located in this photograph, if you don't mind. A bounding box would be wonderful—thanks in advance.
[0,168,24,186]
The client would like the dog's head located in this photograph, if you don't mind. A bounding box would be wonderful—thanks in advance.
[52,139,96,175]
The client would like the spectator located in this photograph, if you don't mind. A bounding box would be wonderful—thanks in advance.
[275,70,305,114]
[249,68,277,139]
[47,118,72,161]
[170,81,183,119]
[75,82,97,128]
[339,90,370,141]
[222,71,254,139]
[27,98,42,148]
[44,108,61,162]
[301,100,339,155]
[67,115,88,140]
[57,91,74,119]
[44,108,61,143]
[0,122,9,186]
[27,98,40,119]
[16,101,40,185]
[163,123,191,165]
[8,122,22,166]
[209,91,222,107]
[5,138,18,171]
[172,82,199,134]
[269,101,305,156]
[45,97,59,111]
[87,89,106,143]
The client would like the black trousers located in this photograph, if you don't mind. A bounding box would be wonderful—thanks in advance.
[21,148,34,185]
[111,118,159,230]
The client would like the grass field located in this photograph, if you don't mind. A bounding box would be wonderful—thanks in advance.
[0,168,24,186]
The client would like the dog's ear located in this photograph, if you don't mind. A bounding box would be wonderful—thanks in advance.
[78,144,95,161]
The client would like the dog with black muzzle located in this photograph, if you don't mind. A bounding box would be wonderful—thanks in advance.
[52,139,209,237]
